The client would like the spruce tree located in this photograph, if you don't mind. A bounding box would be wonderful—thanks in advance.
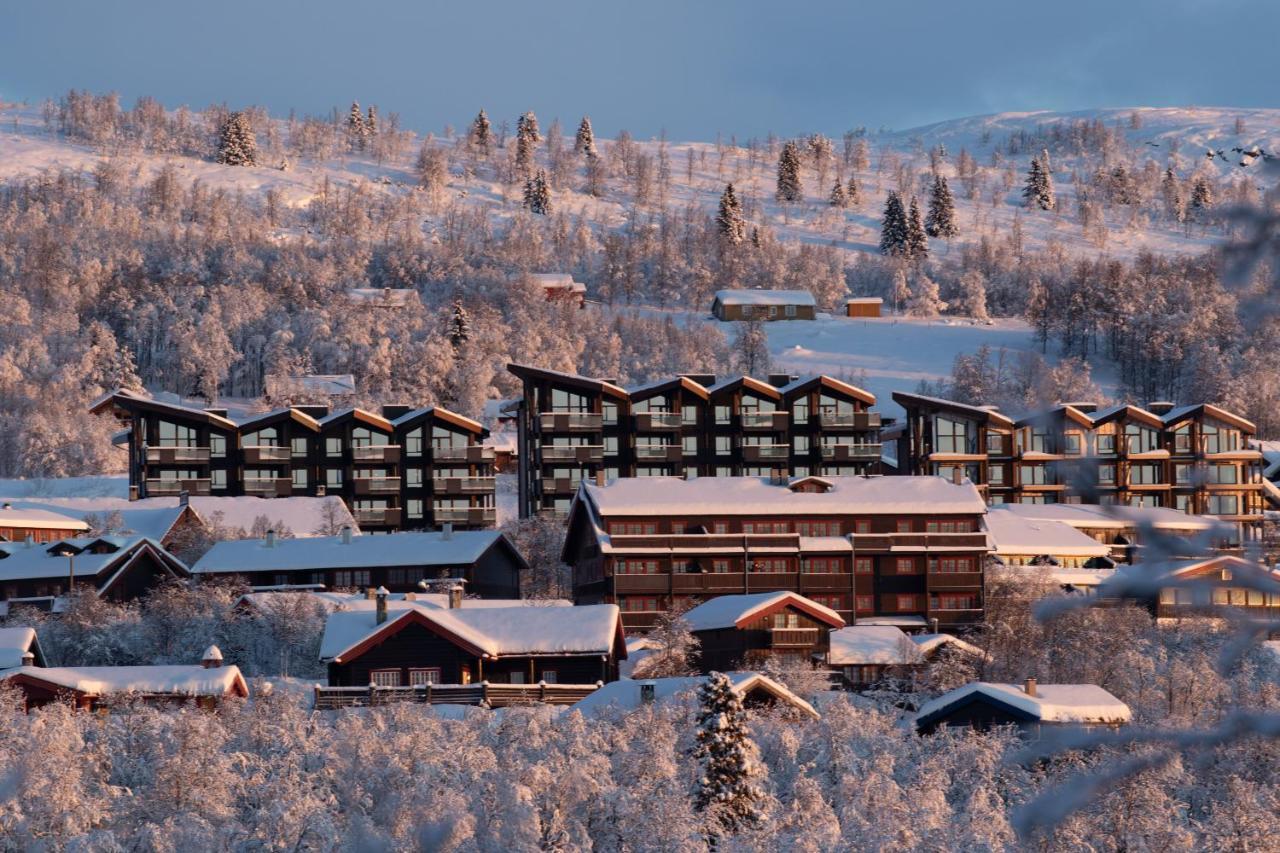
[574,116,597,158]
[447,300,471,349]
[523,170,551,215]
[1161,167,1185,223]
[775,141,803,203]
[516,111,541,177]
[470,109,491,156]
[1108,165,1137,205]
[879,191,909,257]
[215,111,258,166]
[925,174,958,239]
[365,105,378,137]
[692,672,766,835]
[347,102,368,150]
[1022,153,1054,210]
[828,180,847,208]
[716,183,746,245]
[1189,176,1214,216]
[846,176,860,208]
[907,196,929,260]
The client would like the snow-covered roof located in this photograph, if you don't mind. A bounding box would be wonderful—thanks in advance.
[319,601,621,662]
[0,536,182,583]
[992,502,1217,532]
[915,682,1131,726]
[984,508,1113,557]
[0,506,90,533]
[193,529,508,575]
[0,627,40,669]
[580,475,987,517]
[846,297,884,304]
[827,626,983,665]
[347,288,417,307]
[528,273,586,294]
[572,672,818,719]
[854,615,929,627]
[237,590,571,615]
[714,289,816,307]
[682,591,845,632]
[0,664,248,698]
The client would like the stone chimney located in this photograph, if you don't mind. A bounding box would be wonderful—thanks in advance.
[20,651,34,667]
[639,681,657,704]
[441,522,453,541]
[448,583,464,610]
[375,586,389,624]
[201,645,224,669]
[265,528,276,548]
[1023,676,1037,698]
[340,525,353,544]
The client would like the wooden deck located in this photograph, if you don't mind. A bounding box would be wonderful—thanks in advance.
[313,681,603,710]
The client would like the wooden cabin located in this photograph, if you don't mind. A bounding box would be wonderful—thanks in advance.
[0,504,89,544]
[845,297,883,318]
[825,625,984,688]
[0,536,188,610]
[573,671,819,719]
[915,678,1130,735]
[682,591,846,672]
[711,290,817,322]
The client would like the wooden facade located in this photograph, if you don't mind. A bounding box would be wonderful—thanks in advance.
[0,537,188,608]
[711,291,817,322]
[845,298,883,318]
[690,596,845,673]
[510,365,883,517]
[92,392,496,533]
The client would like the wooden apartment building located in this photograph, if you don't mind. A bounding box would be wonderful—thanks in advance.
[562,474,990,632]
[92,390,496,533]
[509,365,884,517]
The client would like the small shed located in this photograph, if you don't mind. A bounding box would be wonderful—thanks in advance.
[846,297,883,318]
[711,290,817,322]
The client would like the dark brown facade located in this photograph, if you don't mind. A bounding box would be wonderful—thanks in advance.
[691,598,845,672]
[0,537,189,608]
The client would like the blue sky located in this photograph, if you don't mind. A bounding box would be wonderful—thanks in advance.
[3,1,1275,140]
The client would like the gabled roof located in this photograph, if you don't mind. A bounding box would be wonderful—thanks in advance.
[682,591,845,632]
[506,364,630,399]
[626,375,711,401]
[88,390,238,430]
[572,671,819,719]
[915,682,1130,729]
[192,529,520,574]
[319,601,623,663]
[1089,404,1163,429]
[236,407,322,432]
[704,375,783,400]
[992,501,1218,532]
[778,375,875,405]
[890,392,1014,427]
[984,508,1113,558]
[827,626,983,666]
[1015,404,1095,429]
[1161,403,1256,433]
[0,626,43,669]
[713,289,817,307]
[0,536,187,585]
[0,506,90,533]
[389,405,486,435]
[0,665,248,698]
[316,407,395,432]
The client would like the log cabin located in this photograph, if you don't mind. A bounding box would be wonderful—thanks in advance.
[572,671,819,719]
[914,678,1130,735]
[825,625,984,688]
[0,504,89,544]
[681,591,846,672]
[711,289,817,321]
[0,536,189,611]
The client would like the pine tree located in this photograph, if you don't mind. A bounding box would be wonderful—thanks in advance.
[470,109,491,156]
[365,105,378,137]
[906,196,928,260]
[347,102,368,150]
[879,191,909,257]
[1108,164,1137,205]
[692,672,766,835]
[1025,277,1051,352]
[215,111,258,166]
[1161,167,1185,223]
[574,116,597,158]
[925,174,958,239]
[846,176,860,208]
[447,300,471,348]
[775,141,803,203]
[516,111,541,177]
[828,180,847,208]
[716,183,746,245]
[523,170,551,215]
[1189,175,1214,215]
[1023,152,1054,210]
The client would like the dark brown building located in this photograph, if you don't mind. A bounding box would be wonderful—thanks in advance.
[682,591,847,672]
[0,535,189,610]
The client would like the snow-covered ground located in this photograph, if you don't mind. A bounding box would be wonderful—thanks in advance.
[0,475,128,499]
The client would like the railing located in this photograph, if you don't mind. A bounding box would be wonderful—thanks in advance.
[432,476,496,495]
[352,445,402,463]
[243,445,291,463]
[353,508,401,526]
[314,681,602,710]
[927,572,985,589]
[799,573,855,593]
[672,572,748,593]
[820,443,883,460]
[613,574,671,593]
[636,444,681,461]
[432,445,495,463]
[145,445,210,464]
[740,411,788,430]
[541,477,582,494]
[354,476,401,495]
[930,609,983,627]
[743,443,790,462]
[541,444,604,463]
[818,412,881,429]
[539,412,603,432]
[608,532,800,550]
[433,506,497,526]
[635,412,683,431]
[851,532,988,550]
[769,627,821,647]
[243,477,292,498]
[145,478,211,496]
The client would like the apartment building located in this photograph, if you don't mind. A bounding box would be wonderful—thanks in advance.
[561,474,990,632]
[91,390,496,532]
[508,365,883,517]
[893,393,1264,541]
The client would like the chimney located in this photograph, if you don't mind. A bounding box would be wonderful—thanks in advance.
[375,586,389,624]
[951,467,963,485]
[929,617,939,634]
[23,534,33,549]
[639,681,657,704]
[20,651,33,667]
[129,484,139,501]
[340,525,353,544]
[364,587,377,600]
[448,583,464,609]
[441,522,453,541]
[265,528,276,548]
[1146,401,1175,416]
[1023,676,1037,698]
[595,470,606,487]
[201,645,224,669]
[179,490,189,508]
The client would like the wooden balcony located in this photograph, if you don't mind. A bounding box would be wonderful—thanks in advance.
[742,443,790,462]
[541,477,582,494]
[145,445,210,464]
[635,412,682,431]
[352,445,401,463]
[851,532,988,550]
[820,443,883,461]
[433,506,497,526]
[432,476,496,495]
[769,627,821,648]
[635,444,682,462]
[353,507,401,526]
[740,411,789,431]
[621,612,661,631]
[613,574,671,594]
[354,476,401,495]
[927,572,984,590]
[243,445,291,464]
[541,444,604,463]
[746,571,800,590]
[799,573,854,593]
[672,573,748,594]
[243,477,292,498]
[314,682,601,710]
[818,412,881,429]
[432,445,495,464]
[539,412,603,432]
[145,477,211,496]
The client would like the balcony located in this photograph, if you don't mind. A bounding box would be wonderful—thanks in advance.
[431,445,495,464]
[635,444,682,462]
[613,574,671,594]
[433,506,497,526]
[354,476,401,495]
[352,445,402,463]
[541,477,582,494]
[743,443,790,462]
[353,507,402,527]
[145,478,211,496]
[243,477,292,498]
[746,571,800,590]
[820,443,883,461]
[799,573,855,593]
[927,572,985,590]
[769,627,821,648]
[242,445,291,464]
[740,411,788,431]
[431,476,496,495]
[672,572,748,594]
[145,445,210,464]
[818,412,881,429]
[635,412,683,431]
[539,412,602,432]
[541,444,604,464]
[929,609,983,627]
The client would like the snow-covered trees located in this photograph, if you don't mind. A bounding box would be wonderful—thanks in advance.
[631,605,700,678]
[958,269,990,322]
[879,191,910,257]
[907,196,929,260]
[447,300,470,348]
[1023,150,1054,210]
[1190,175,1215,217]
[574,115,597,158]
[515,110,541,177]
[1161,166,1186,223]
[731,318,770,375]
[775,140,803,203]
[907,272,947,318]
[468,109,491,156]
[845,175,861,208]
[716,183,746,245]
[523,170,551,215]
[925,174,958,239]
[346,102,368,150]
[890,266,911,314]
[693,672,767,835]
[215,111,257,166]
[828,179,847,208]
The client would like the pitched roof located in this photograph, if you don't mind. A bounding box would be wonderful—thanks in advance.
[1089,404,1163,428]
[572,672,818,719]
[0,506,91,533]
[192,529,513,574]
[827,626,984,666]
[984,508,1113,558]
[777,374,876,405]
[991,501,1217,532]
[316,407,394,432]
[88,390,238,430]
[626,375,711,401]
[0,536,186,584]
[1161,403,1256,432]
[389,405,485,434]
[915,682,1130,727]
[0,627,41,669]
[704,375,783,399]
[506,364,630,399]
[0,665,248,698]
[236,407,323,431]
[890,391,1014,427]
[713,289,817,307]
[682,591,845,632]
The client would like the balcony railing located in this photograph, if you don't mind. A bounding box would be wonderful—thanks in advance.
[635,412,683,431]
[740,411,788,431]
[743,443,790,462]
[146,478,211,496]
[769,627,821,647]
[927,572,985,589]
[820,443,883,460]
[541,477,582,494]
[145,445,210,464]
[242,445,291,464]
[635,444,681,461]
[818,412,881,429]
[314,682,602,710]
[431,445,495,464]
[354,476,401,495]
[433,506,497,526]
[431,476,496,495]
[541,444,604,463]
[539,412,602,432]
[353,507,401,526]
[352,445,402,463]
[243,477,292,498]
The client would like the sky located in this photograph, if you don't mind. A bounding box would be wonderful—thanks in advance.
[2,1,1276,141]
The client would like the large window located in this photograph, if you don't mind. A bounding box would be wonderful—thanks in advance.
[352,427,388,447]
[551,389,591,412]
[1125,424,1158,454]
[1202,423,1240,454]
[935,417,970,454]
[1130,463,1162,485]
[1020,465,1052,485]
[405,428,424,456]
[1208,464,1238,484]
[242,427,279,446]
[156,420,198,447]
[1207,495,1239,515]
[210,434,226,458]
[291,437,308,458]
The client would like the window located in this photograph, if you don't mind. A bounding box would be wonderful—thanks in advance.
[409,668,441,686]
[1130,464,1162,485]
[210,434,226,458]
[930,593,979,611]
[552,388,592,413]
[620,597,659,612]
[743,520,790,534]
[1098,464,1116,486]
[793,398,809,424]
[1203,423,1240,454]
[1207,495,1239,515]
[541,670,558,684]
[156,420,198,447]
[935,417,969,454]
[1125,424,1158,454]
[617,560,662,574]
[854,557,874,574]
[405,428,423,457]
[509,672,526,685]
[211,470,227,490]
[925,520,973,533]
[407,499,424,519]
[1096,434,1116,455]
[370,669,401,687]
[1175,494,1193,513]
[895,520,912,533]
[602,402,618,425]
[1172,424,1192,453]
[291,469,308,489]
[989,465,1005,485]
[930,556,974,573]
[611,521,658,535]
[291,437,308,458]
[326,437,343,457]
[682,436,698,455]
[682,404,698,425]
[895,557,916,574]
[1020,465,1051,485]
[855,595,874,612]
[854,519,872,534]
[795,520,840,536]
[711,559,733,573]
[985,431,1004,454]
[801,557,845,573]
[1174,464,1193,485]
[785,304,796,318]
[326,469,344,489]
[895,594,919,612]
[334,570,371,588]
[749,558,790,572]
[793,435,809,453]
[715,436,732,455]
[1063,433,1082,455]
[406,468,423,488]
[715,405,731,425]
[1208,464,1238,484]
